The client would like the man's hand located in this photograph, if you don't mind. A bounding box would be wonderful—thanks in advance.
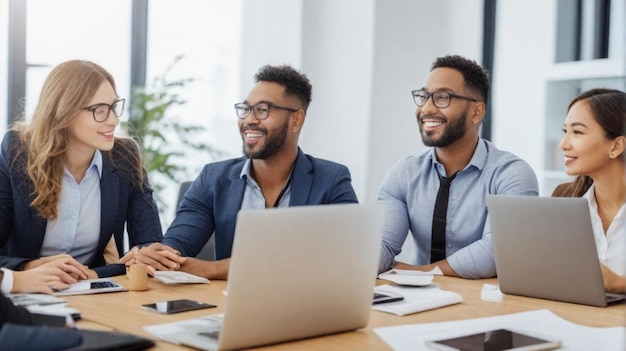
[120,243,186,276]
[22,254,90,281]
[179,257,230,280]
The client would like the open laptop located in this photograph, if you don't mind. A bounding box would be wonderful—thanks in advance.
[148,203,384,350]
[487,195,625,307]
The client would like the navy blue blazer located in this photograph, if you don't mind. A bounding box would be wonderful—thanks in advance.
[162,148,358,259]
[0,131,163,277]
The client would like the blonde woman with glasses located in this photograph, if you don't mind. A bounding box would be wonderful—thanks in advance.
[0,60,162,281]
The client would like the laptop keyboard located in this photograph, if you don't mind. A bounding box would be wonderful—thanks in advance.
[198,329,221,339]
[197,314,224,340]
[90,281,119,289]
[606,293,626,304]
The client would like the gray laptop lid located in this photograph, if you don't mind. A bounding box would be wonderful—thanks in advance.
[219,203,384,350]
[487,195,614,307]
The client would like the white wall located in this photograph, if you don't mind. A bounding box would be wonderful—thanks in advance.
[491,0,556,194]
[299,0,376,204]
[239,0,303,95]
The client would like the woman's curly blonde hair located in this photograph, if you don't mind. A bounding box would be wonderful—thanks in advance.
[11,60,144,219]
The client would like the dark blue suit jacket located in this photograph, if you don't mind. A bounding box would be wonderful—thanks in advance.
[0,131,163,277]
[163,148,358,259]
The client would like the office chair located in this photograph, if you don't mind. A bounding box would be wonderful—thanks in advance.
[175,181,216,261]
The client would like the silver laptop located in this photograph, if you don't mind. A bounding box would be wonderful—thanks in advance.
[487,195,625,307]
[162,203,384,350]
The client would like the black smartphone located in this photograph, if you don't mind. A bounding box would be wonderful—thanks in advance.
[425,329,561,351]
[372,291,404,305]
[141,299,216,314]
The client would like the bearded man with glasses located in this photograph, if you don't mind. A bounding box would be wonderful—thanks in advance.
[122,65,358,280]
[377,55,539,279]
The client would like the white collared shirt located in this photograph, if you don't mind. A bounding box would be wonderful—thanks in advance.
[583,184,626,276]
[0,267,13,294]
[239,158,292,210]
[41,150,103,264]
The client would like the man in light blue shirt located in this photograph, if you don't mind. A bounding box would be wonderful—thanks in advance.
[378,55,538,278]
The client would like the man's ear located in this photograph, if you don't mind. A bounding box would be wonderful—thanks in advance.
[292,110,305,133]
[471,101,486,125]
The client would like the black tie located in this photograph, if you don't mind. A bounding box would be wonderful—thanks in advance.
[430,171,457,263]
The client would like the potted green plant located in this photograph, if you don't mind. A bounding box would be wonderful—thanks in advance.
[122,56,224,215]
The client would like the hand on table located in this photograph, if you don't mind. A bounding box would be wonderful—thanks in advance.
[23,254,90,281]
[120,243,186,276]
[13,257,92,294]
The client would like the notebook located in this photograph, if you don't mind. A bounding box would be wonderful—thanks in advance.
[487,195,625,307]
[144,203,384,350]
[52,278,127,296]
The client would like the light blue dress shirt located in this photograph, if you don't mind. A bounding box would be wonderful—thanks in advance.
[240,158,292,210]
[41,150,103,264]
[377,139,539,278]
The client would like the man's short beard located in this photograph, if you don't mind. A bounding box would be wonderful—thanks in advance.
[420,109,468,147]
[243,121,288,159]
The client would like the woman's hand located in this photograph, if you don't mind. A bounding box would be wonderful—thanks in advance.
[600,264,626,294]
[12,262,76,294]
[23,254,90,281]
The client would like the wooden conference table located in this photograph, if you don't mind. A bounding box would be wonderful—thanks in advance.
[66,275,625,350]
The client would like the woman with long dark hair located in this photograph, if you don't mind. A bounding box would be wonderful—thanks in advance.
[553,88,625,293]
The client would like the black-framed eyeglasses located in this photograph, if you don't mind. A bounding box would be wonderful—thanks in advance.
[411,89,477,108]
[82,98,125,122]
[234,102,299,120]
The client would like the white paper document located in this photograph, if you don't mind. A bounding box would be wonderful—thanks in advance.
[372,284,462,316]
[8,293,66,306]
[26,303,80,317]
[153,271,210,284]
[378,268,442,286]
[373,309,626,351]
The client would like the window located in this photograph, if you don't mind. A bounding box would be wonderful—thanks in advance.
[23,0,133,121]
[3,0,242,225]
[555,0,611,62]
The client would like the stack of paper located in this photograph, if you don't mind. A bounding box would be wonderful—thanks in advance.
[373,309,626,350]
[372,284,462,316]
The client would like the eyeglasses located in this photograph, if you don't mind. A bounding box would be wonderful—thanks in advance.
[234,102,299,120]
[411,89,477,109]
[82,98,125,122]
